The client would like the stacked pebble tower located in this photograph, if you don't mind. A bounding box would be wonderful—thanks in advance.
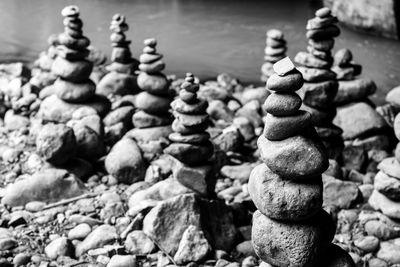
[369,112,400,220]
[261,29,287,82]
[51,6,95,106]
[164,73,215,195]
[133,38,172,128]
[131,38,173,159]
[294,7,343,160]
[107,14,139,74]
[96,14,140,97]
[249,57,355,266]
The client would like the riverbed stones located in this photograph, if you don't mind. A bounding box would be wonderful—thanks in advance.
[261,29,287,81]
[97,14,140,97]
[295,7,343,160]
[164,73,215,196]
[39,5,111,123]
[131,38,173,159]
[249,57,353,267]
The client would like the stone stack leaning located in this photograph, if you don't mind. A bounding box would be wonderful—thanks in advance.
[295,7,343,160]
[96,13,140,97]
[249,57,355,266]
[129,38,173,160]
[261,29,287,82]
[164,73,215,196]
[369,112,400,220]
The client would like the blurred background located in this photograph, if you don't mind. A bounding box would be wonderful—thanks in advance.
[0,0,399,103]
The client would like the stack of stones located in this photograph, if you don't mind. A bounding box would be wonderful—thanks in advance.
[130,38,173,159]
[39,5,111,123]
[97,14,140,97]
[249,57,355,266]
[261,29,287,82]
[295,7,343,160]
[164,73,215,196]
[369,112,400,220]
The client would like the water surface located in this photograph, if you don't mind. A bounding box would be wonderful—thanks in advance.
[0,0,399,103]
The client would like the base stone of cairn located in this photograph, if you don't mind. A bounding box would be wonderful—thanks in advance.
[249,57,355,266]
[261,29,287,82]
[295,7,343,160]
[38,6,110,123]
[128,38,173,160]
[97,14,140,97]
[369,113,400,220]
[164,73,215,196]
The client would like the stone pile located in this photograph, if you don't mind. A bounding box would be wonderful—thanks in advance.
[249,57,354,266]
[39,5,111,124]
[97,13,140,97]
[369,112,400,220]
[294,7,343,160]
[164,73,215,196]
[261,29,287,82]
[127,38,173,160]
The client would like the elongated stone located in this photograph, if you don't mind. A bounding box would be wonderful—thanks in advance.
[263,92,302,116]
[302,80,338,108]
[258,128,329,180]
[263,111,311,141]
[252,209,335,267]
[295,51,332,69]
[266,70,304,92]
[169,132,210,145]
[171,99,208,114]
[174,112,209,128]
[248,164,322,221]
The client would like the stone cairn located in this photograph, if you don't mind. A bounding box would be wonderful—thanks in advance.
[294,7,343,160]
[52,5,94,105]
[97,13,140,97]
[249,57,355,266]
[39,5,111,124]
[164,73,215,196]
[368,112,400,220]
[130,38,173,160]
[261,29,287,82]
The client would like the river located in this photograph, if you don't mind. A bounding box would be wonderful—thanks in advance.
[0,0,399,103]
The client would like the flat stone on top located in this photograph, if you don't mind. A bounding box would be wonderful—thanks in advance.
[273,57,295,76]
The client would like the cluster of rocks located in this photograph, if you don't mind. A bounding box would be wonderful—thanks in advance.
[369,112,400,221]
[250,57,354,266]
[164,73,215,196]
[97,14,140,97]
[128,38,173,160]
[295,7,343,160]
[260,29,287,82]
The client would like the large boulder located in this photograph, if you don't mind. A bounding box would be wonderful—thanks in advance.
[105,138,146,184]
[1,169,86,207]
[334,102,388,140]
[143,193,239,258]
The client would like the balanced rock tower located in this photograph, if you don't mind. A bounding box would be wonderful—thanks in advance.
[129,38,173,160]
[261,29,287,82]
[164,73,215,196]
[97,13,140,97]
[39,5,111,123]
[295,7,343,160]
[249,57,355,266]
[369,112,400,220]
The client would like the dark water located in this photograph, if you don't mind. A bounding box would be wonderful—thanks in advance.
[0,0,399,103]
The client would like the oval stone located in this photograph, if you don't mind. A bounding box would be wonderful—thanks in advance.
[263,111,311,141]
[323,244,355,267]
[252,209,335,267]
[54,78,95,103]
[135,92,172,115]
[266,70,304,92]
[52,57,93,82]
[258,128,329,180]
[248,163,322,221]
[171,99,208,114]
[137,72,169,95]
[263,92,302,116]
